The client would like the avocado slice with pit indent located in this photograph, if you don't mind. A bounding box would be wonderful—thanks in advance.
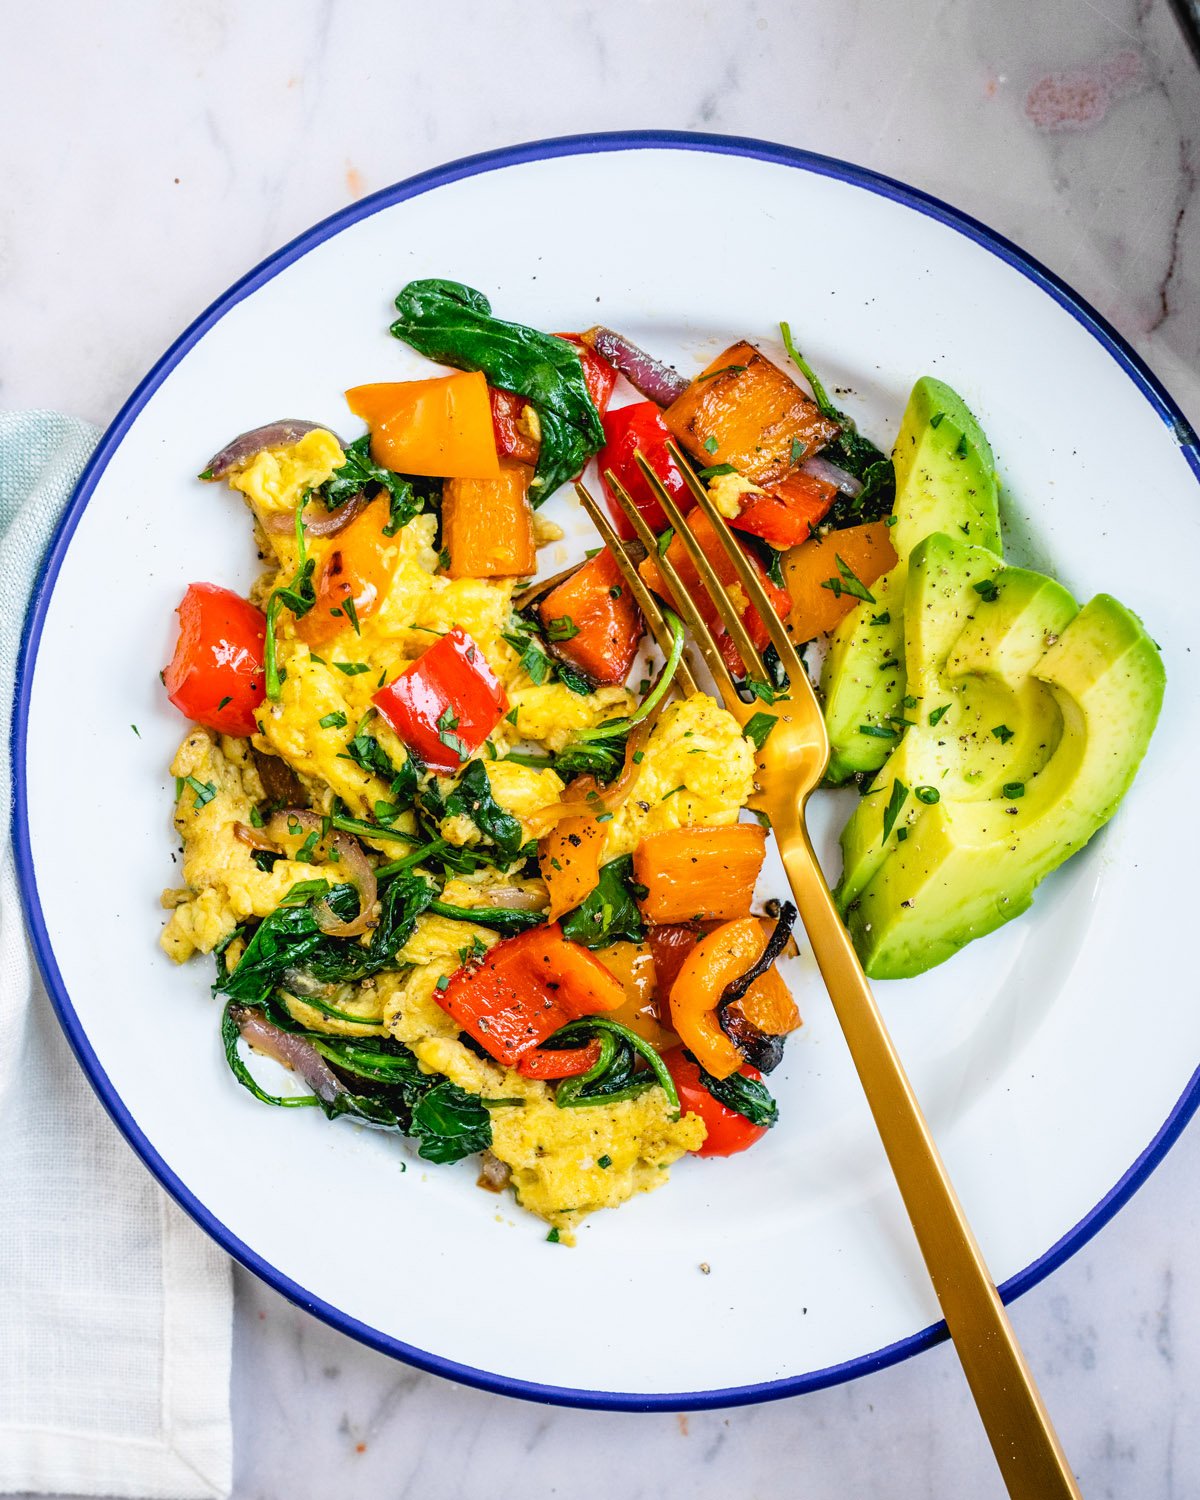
[822,378,1001,783]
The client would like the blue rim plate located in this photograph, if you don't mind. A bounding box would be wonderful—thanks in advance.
[12,131,1200,1410]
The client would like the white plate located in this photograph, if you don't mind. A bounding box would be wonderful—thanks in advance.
[13,133,1200,1409]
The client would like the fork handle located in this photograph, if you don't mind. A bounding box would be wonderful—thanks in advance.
[781,825,1081,1499]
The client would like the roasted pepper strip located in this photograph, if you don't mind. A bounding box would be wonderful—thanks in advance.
[668,918,775,1080]
[435,922,627,1068]
[516,1038,604,1079]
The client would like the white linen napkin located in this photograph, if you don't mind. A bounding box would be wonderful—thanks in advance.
[0,413,232,1499]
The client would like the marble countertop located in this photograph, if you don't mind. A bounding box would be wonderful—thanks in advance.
[4,1,1199,1495]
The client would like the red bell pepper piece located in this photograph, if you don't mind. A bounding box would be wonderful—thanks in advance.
[536,548,645,685]
[556,333,617,415]
[436,922,626,1067]
[597,401,694,539]
[732,470,839,550]
[647,923,703,1003]
[662,1049,769,1157]
[372,628,507,774]
[515,1038,604,1079]
[163,582,266,737]
[489,387,539,465]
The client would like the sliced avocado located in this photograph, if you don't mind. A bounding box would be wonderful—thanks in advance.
[822,378,1001,783]
[838,533,1004,905]
[838,589,1164,979]
[889,378,1001,560]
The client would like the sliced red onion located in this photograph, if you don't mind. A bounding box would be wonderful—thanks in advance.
[263,486,370,539]
[527,718,652,835]
[314,832,377,938]
[229,1005,344,1105]
[202,420,335,481]
[800,455,864,499]
[265,811,377,938]
[476,1150,512,1193]
[300,489,370,537]
[234,821,282,854]
[267,808,324,843]
[581,327,690,406]
[471,884,548,912]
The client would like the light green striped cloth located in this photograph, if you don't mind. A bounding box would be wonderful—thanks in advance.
[0,413,232,1499]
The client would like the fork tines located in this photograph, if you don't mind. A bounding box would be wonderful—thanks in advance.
[596,442,807,702]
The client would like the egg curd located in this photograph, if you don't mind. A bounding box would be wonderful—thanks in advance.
[162,430,769,1237]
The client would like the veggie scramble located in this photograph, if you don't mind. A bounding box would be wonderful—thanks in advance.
[161,281,1162,1237]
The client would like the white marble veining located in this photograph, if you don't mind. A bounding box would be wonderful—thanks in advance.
[3,0,1199,1495]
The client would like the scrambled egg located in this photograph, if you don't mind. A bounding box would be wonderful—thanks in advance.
[381,962,704,1235]
[600,694,755,861]
[163,433,767,1234]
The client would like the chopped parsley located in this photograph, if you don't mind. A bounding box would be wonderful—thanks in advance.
[697,463,738,480]
[858,723,898,740]
[334,661,371,676]
[544,615,579,642]
[992,724,1015,744]
[318,711,348,730]
[702,435,720,455]
[184,775,216,811]
[882,778,909,842]
[436,706,470,761]
[820,553,876,604]
[928,704,951,727]
[914,785,940,804]
[743,712,778,751]
[790,436,807,465]
[868,611,891,626]
[597,1154,612,1169]
[217,695,232,712]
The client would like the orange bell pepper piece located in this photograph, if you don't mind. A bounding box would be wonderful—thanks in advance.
[345,371,499,479]
[667,919,766,1080]
[632,824,767,924]
[596,940,677,1049]
[781,519,898,643]
[297,496,394,646]
[537,549,645,685]
[442,459,536,579]
[663,341,840,484]
[539,815,606,919]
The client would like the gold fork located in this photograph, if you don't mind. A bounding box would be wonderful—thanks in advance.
[576,445,1081,1500]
